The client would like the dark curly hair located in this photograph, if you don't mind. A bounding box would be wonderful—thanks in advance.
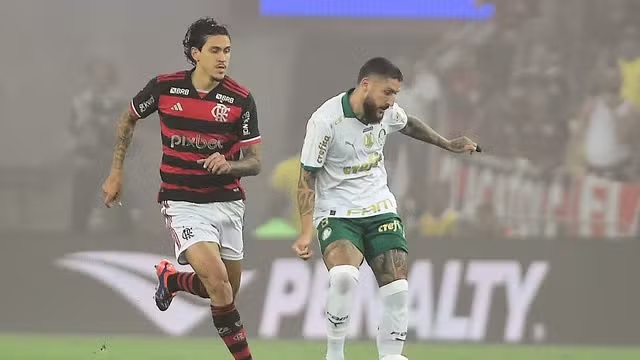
[183,17,231,66]
[357,57,403,83]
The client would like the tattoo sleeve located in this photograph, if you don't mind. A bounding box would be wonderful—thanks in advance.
[297,168,317,234]
[400,114,450,151]
[229,143,262,177]
[110,108,139,171]
[370,249,409,287]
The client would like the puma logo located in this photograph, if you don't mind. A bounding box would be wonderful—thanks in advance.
[344,140,356,153]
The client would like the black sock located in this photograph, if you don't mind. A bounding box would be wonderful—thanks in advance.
[211,304,253,360]
[167,272,209,298]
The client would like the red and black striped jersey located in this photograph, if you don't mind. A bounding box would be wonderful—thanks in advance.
[130,69,261,203]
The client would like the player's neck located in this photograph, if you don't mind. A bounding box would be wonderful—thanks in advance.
[191,67,221,92]
[349,89,367,124]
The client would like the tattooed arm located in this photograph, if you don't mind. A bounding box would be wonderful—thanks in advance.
[293,115,331,259]
[102,108,139,207]
[400,114,479,154]
[291,167,317,259]
[229,143,262,177]
[399,114,450,150]
[297,168,317,235]
[110,108,139,173]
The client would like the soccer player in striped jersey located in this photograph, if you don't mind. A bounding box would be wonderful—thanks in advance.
[101,18,258,360]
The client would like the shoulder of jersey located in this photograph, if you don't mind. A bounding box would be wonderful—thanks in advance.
[313,93,344,125]
[222,76,250,99]
[156,70,189,83]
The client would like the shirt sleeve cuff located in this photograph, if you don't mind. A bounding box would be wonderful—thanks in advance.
[301,163,322,172]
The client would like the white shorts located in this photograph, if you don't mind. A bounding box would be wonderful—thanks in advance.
[160,200,245,265]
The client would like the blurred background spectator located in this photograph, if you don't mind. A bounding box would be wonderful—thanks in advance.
[68,58,137,234]
[1,0,638,240]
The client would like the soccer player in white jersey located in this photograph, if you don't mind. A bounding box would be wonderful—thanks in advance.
[293,57,479,360]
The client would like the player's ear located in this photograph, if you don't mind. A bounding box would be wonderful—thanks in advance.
[360,77,370,90]
[191,47,201,63]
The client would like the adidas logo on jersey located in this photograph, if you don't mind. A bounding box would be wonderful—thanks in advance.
[171,103,183,111]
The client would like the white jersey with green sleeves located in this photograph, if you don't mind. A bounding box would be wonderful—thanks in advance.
[300,88,408,227]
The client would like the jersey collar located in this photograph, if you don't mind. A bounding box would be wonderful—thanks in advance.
[341,88,358,118]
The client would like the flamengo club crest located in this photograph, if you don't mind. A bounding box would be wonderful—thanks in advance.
[212,103,230,122]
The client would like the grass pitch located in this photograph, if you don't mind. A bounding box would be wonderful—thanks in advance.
[1,334,639,359]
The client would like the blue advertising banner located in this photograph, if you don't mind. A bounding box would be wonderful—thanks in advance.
[259,0,495,20]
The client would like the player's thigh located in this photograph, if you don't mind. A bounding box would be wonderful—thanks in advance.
[160,200,223,266]
[213,200,246,262]
[363,214,409,286]
[317,217,365,269]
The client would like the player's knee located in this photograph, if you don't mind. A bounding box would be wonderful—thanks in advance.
[379,274,408,287]
[329,265,360,295]
[207,278,233,304]
[324,240,364,267]
[197,267,233,303]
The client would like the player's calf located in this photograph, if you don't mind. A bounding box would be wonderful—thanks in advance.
[167,271,209,298]
[205,278,252,360]
[325,264,360,360]
[186,243,253,360]
[370,249,409,360]
[377,279,409,359]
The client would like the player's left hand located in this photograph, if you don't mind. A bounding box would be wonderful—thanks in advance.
[197,153,232,175]
[446,136,481,154]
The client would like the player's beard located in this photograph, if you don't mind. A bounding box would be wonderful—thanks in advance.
[208,65,227,83]
[363,95,385,124]
[210,73,225,82]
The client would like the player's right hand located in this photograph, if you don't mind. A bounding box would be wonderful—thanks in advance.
[292,233,314,261]
[102,171,123,208]
[446,136,479,154]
